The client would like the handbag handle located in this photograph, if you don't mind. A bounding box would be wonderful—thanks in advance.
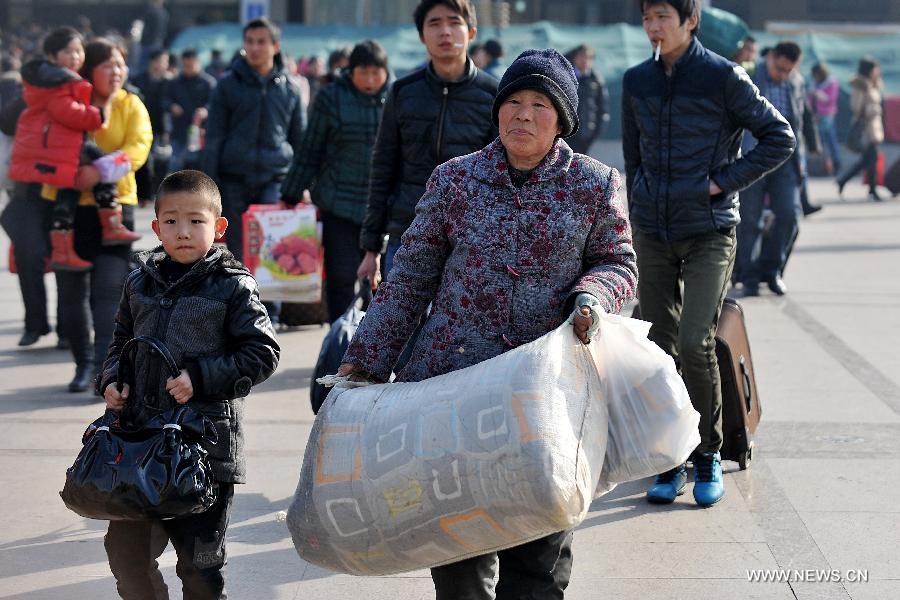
[116,336,182,393]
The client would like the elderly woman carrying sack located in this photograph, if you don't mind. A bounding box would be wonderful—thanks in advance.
[337,49,636,599]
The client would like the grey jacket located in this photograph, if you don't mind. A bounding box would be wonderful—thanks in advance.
[99,246,280,483]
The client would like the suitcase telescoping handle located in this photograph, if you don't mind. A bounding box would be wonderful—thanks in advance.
[739,356,753,413]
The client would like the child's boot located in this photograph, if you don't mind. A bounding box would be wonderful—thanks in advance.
[50,229,93,272]
[99,204,141,246]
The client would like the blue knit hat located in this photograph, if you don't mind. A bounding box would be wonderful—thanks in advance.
[492,48,579,138]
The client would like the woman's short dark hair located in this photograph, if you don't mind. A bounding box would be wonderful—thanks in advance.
[857,57,879,78]
[349,40,388,72]
[42,26,82,58]
[638,0,701,35]
[243,17,280,44]
[413,0,477,36]
[79,37,127,81]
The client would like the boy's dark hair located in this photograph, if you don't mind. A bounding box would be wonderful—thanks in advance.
[80,38,128,80]
[155,170,223,218]
[211,48,222,58]
[639,0,701,35]
[742,35,757,45]
[147,48,168,63]
[484,39,503,59]
[349,40,388,72]
[243,17,281,44]
[413,0,477,36]
[181,48,199,60]
[43,26,83,59]
[772,42,802,63]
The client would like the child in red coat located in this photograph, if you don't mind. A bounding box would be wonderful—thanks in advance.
[8,27,139,271]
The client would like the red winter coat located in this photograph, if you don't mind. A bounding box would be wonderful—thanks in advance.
[8,60,102,188]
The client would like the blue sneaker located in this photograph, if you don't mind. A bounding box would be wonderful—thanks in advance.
[693,452,725,507]
[646,464,688,504]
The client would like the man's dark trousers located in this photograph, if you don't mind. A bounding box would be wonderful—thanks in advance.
[633,227,736,454]
[220,179,281,263]
[736,162,801,287]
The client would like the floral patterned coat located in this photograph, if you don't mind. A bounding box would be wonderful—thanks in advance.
[343,137,637,383]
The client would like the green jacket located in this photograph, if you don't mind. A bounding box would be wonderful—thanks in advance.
[281,72,388,225]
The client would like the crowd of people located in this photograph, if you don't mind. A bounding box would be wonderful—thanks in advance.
[0,0,894,598]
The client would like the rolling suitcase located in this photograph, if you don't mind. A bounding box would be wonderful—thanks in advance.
[631,297,762,469]
[885,157,900,197]
[716,297,761,470]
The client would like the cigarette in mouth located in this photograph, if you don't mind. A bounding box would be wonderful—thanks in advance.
[654,42,661,61]
[453,42,464,48]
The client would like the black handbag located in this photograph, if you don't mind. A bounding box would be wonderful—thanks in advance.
[846,117,866,153]
[60,336,220,520]
[309,282,371,414]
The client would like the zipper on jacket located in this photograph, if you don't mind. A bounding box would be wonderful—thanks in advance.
[435,86,449,160]
[42,123,51,148]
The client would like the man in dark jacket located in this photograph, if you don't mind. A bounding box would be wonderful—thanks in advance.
[736,42,820,296]
[357,0,498,285]
[281,40,390,323]
[202,17,305,263]
[165,48,216,171]
[567,44,608,155]
[623,0,795,507]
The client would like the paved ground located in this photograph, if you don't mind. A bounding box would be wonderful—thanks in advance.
[0,175,898,599]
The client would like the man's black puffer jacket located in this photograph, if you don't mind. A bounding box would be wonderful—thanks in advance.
[202,54,304,188]
[360,59,498,251]
[99,246,280,484]
[622,38,796,242]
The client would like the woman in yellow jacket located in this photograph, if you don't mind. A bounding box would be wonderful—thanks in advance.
[52,38,152,391]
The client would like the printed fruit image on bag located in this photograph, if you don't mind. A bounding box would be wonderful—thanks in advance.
[242,205,323,303]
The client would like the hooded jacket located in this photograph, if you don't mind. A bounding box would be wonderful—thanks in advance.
[280,70,389,224]
[8,59,102,188]
[99,245,280,483]
[202,54,305,188]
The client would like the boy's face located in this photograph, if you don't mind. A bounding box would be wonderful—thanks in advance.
[642,2,697,56]
[420,4,476,62]
[152,192,227,264]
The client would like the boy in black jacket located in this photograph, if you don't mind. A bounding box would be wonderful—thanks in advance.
[99,169,280,600]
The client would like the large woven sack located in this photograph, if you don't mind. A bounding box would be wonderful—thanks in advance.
[287,315,698,575]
